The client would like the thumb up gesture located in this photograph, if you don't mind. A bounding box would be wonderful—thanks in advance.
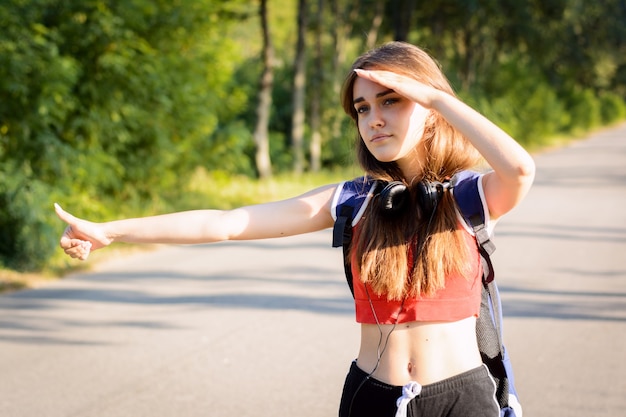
[54,204,111,260]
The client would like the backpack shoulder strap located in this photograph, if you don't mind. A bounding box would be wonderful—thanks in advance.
[452,171,496,283]
[452,170,505,349]
[331,176,377,248]
[331,176,377,296]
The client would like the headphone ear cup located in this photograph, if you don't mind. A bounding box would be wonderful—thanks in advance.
[416,180,446,218]
[378,181,409,214]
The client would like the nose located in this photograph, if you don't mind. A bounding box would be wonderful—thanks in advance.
[368,108,385,129]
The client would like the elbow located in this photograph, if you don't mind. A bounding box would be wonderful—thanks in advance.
[195,209,243,243]
[517,156,536,186]
[218,208,250,241]
[509,157,536,207]
[503,158,535,205]
[485,157,536,220]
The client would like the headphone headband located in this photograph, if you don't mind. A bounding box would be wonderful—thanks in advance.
[376,178,451,217]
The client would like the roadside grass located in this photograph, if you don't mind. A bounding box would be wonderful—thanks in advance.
[180,166,362,209]
[0,269,54,293]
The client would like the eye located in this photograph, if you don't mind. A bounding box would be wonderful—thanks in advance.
[355,104,370,114]
[383,97,399,106]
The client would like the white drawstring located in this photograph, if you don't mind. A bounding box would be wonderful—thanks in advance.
[395,381,422,417]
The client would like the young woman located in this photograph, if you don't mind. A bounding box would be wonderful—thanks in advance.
[56,42,535,417]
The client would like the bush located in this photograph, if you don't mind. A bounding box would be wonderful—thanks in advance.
[475,56,570,146]
[563,88,603,132]
[0,176,58,271]
[599,92,626,124]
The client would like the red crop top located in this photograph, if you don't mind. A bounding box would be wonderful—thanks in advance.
[351,226,483,324]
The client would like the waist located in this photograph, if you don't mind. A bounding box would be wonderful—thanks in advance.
[356,316,482,386]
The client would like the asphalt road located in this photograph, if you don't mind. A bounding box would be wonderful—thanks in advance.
[1,123,625,417]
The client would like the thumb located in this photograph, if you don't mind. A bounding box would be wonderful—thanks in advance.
[54,204,97,260]
[54,203,77,225]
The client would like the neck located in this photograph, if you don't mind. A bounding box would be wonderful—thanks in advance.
[397,148,426,181]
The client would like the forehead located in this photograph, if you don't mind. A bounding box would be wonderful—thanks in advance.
[352,77,391,101]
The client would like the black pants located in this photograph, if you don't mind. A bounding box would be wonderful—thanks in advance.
[338,361,500,417]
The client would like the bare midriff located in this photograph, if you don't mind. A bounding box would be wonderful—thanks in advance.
[355,316,482,386]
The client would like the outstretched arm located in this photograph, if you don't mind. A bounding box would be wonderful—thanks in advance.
[354,69,535,220]
[56,183,338,260]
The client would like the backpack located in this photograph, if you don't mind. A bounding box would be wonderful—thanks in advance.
[331,171,522,417]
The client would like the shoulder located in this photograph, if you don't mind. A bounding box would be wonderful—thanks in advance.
[331,176,378,226]
[451,170,494,236]
[452,171,484,203]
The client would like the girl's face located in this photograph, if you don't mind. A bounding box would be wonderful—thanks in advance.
[353,76,429,178]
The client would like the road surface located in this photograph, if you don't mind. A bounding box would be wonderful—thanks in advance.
[1,123,625,416]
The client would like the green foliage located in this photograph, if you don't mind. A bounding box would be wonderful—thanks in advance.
[563,87,603,133]
[0,170,58,270]
[0,0,254,270]
[472,56,570,146]
[599,92,626,125]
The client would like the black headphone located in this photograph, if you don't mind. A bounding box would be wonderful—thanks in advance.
[376,179,451,218]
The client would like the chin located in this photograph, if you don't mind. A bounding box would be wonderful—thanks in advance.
[372,153,399,163]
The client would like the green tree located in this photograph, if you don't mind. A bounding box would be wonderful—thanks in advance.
[0,0,253,269]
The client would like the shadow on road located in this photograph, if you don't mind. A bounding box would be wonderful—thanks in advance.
[500,284,626,322]
[496,222,626,244]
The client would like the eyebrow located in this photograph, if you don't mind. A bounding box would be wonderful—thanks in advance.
[353,89,395,105]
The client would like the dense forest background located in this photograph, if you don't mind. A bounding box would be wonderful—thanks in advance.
[2,0,626,272]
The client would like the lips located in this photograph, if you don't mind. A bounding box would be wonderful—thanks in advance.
[370,133,391,142]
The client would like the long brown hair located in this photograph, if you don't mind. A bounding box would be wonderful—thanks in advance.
[341,42,482,300]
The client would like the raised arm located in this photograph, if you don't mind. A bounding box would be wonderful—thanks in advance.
[354,69,535,220]
[425,88,535,220]
[56,183,338,260]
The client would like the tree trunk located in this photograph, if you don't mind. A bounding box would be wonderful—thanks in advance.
[393,0,414,41]
[309,0,323,172]
[291,0,307,174]
[253,0,274,179]
[330,0,358,148]
[366,0,385,50]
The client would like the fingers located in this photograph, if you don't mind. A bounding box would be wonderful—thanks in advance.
[59,226,92,260]
[62,239,92,261]
[55,203,94,261]
[354,68,402,86]
[355,69,420,98]
[355,69,438,109]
